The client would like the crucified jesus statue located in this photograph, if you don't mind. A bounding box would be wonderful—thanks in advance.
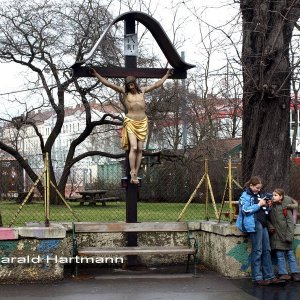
[89,68,173,184]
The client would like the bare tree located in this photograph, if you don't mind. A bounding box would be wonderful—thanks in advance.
[145,81,184,150]
[0,0,185,203]
[0,0,124,202]
[240,0,300,190]
[290,27,300,156]
[218,59,243,139]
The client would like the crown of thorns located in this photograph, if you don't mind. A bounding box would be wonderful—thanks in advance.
[125,76,136,85]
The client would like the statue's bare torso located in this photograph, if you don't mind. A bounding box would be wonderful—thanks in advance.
[124,92,146,121]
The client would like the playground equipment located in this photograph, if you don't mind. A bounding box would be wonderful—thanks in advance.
[8,153,79,227]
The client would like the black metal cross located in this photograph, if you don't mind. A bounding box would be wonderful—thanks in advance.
[71,11,194,267]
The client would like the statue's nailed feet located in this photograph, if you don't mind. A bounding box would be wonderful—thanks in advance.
[130,170,139,185]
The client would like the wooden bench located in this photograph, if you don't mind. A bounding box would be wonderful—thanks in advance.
[67,196,120,206]
[92,196,120,206]
[66,197,82,202]
[72,222,199,276]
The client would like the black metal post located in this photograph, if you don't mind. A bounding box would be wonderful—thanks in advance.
[124,15,138,267]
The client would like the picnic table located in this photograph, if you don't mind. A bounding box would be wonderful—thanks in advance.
[16,191,33,204]
[69,190,120,206]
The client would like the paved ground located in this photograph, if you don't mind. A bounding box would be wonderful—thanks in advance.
[0,266,299,300]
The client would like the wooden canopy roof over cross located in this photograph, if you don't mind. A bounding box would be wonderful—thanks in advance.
[71,11,195,79]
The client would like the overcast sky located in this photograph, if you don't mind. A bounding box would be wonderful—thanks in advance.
[0,0,240,117]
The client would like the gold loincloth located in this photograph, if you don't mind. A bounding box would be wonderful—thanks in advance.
[121,117,148,150]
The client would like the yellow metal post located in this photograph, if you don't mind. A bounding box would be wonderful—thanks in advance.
[9,171,45,227]
[207,175,219,219]
[177,175,205,221]
[218,176,228,222]
[205,159,209,220]
[177,158,218,221]
[228,157,233,223]
[50,181,80,221]
[8,152,79,227]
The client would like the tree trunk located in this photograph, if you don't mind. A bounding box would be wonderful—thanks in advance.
[240,1,300,191]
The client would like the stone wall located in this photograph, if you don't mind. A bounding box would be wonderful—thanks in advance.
[0,226,66,283]
[0,221,300,281]
[198,221,300,278]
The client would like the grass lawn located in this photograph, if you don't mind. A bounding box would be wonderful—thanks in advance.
[0,200,231,227]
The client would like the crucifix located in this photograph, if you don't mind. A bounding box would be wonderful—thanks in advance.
[71,11,194,266]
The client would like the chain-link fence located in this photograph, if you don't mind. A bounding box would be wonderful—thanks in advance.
[1,151,300,227]
[0,150,240,226]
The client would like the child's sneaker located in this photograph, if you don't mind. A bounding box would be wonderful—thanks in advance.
[278,274,291,280]
[291,273,300,282]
